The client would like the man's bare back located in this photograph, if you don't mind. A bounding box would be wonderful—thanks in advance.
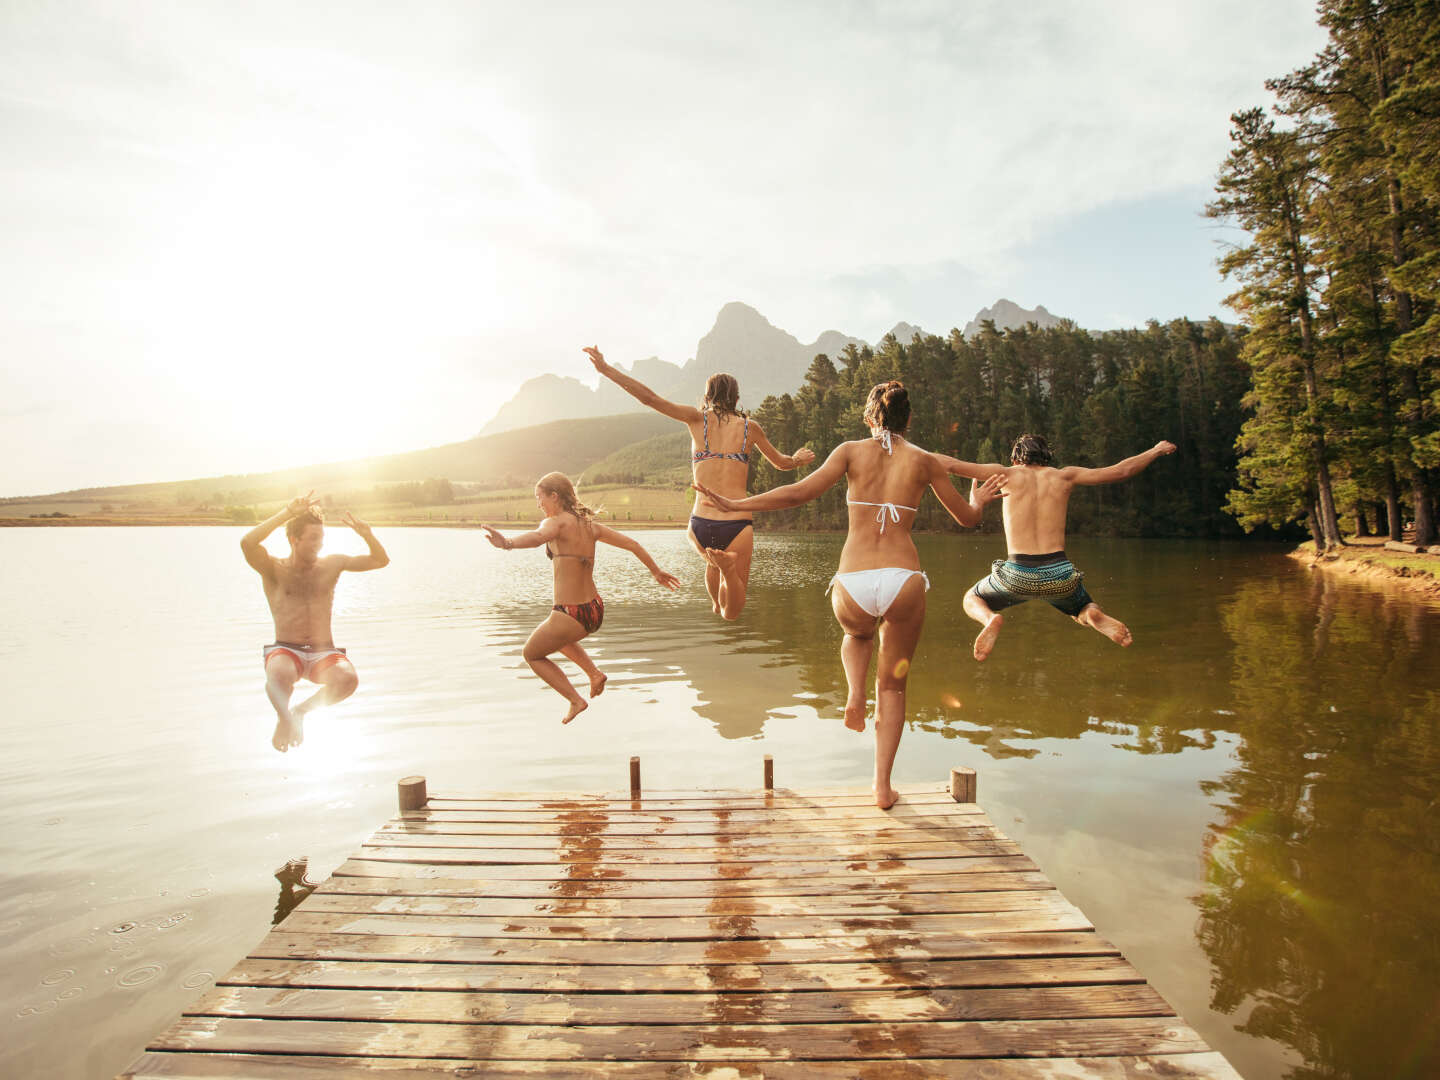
[241,492,390,751]
[940,435,1176,660]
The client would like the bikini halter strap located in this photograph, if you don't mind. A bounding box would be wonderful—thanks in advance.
[874,429,894,454]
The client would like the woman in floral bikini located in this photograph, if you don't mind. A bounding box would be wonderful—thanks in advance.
[483,472,680,724]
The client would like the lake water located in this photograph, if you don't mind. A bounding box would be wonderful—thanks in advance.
[2,526,1439,1079]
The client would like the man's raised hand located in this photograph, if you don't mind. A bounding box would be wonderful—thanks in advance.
[342,511,373,535]
[1154,440,1177,456]
[287,491,320,516]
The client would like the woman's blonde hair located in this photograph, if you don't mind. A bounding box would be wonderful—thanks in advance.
[537,471,599,522]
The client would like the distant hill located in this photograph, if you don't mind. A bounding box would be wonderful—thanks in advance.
[481,302,870,436]
[584,431,693,486]
[481,300,1066,437]
[961,299,1064,338]
[9,412,676,507]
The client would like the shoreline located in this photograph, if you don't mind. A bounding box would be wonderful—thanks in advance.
[1288,539,1440,601]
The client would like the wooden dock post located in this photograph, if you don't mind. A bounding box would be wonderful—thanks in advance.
[949,765,977,803]
[397,775,427,813]
[629,755,641,800]
[763,754,774,791]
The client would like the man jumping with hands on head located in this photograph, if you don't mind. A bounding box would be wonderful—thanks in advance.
[240,492,390,751]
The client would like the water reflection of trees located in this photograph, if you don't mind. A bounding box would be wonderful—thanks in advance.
[1199,572,1440,1079]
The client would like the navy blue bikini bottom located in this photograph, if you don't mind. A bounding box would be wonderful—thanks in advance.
[689,515,753,551]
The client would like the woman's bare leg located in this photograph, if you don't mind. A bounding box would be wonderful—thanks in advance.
[706,527,755,621]
[523,611,592,723]
[688,526,723,614]
[872,577,927,809]
[560,641,607,697]
[832,584,878,733]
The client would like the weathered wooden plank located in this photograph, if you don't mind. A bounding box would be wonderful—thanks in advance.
[358,838,1023,864]
[188,984,1173,1025]
[249,929,1119,967]
[218,954,1144,994]
[121,1050,1244,1079]
[274,905,1093,941]
[374,822,1006,846]
[377,814,993,837]
[297,887,1060,919]
[149,1015,1213,1060]
[336,852,1031,879]
[424,789,959,810]
[403,800,986,824]
[315,869,1052,900]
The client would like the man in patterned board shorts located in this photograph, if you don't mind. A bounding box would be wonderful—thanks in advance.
[936,434,1176,661]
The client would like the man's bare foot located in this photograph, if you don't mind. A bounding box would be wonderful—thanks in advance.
[1080,605,1132,647]
[271,711,303,752]
[873,784,899,810]
[589,671,608,698]
[562,698,589,724]
[844,701,867,733]
[973,613,1004,661]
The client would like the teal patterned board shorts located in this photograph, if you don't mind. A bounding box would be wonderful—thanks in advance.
[971,551,1094,618]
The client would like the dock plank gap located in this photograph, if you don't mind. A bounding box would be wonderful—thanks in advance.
[120,762,1240,1078]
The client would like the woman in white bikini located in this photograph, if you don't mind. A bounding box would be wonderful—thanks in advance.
[695,381,1003,808]
[584,345,816,620]
[483,472,680,724]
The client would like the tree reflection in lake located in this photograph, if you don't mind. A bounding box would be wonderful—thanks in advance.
[1201,571,1440,1079]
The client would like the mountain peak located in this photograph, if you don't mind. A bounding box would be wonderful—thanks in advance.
[963,299,1064,338]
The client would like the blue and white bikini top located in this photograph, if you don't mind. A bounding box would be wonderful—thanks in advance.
[848,429,917,532]
[692,412,749,464]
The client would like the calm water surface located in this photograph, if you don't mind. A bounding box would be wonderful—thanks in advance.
[2,527,1439,1079]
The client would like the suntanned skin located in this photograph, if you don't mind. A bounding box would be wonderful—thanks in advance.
[584,345,815,620]
[240,491,390,751]
[696,430,1004,809]
[937,441,1177,660]
[482,484,680,724]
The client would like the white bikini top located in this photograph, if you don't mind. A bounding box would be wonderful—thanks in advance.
[849,428,917,532]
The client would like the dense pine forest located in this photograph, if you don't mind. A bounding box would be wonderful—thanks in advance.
[746,319,1253,537]
[750,0,1438,546]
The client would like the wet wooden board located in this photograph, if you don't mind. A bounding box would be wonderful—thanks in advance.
[120,785,1241,1078]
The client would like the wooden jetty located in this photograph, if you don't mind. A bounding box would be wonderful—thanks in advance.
[121,760,1240,1078]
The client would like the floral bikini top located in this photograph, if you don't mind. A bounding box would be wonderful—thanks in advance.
[692,413,749,464]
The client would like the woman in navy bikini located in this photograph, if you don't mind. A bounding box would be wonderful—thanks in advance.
[483,472,680,724]
[695,382,1004,808]
[584,345,815,620]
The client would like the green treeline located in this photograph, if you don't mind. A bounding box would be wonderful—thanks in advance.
[1207,0,1440,548]
[746,318,1254,537]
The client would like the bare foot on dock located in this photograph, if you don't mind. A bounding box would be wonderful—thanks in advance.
[844,700,867,733]
[271,711,303,752]
[589,671,608,698]
[562,698,589,724]
[874,784,899,810]
[1078,604,1132,647]
[973,613,1003,661]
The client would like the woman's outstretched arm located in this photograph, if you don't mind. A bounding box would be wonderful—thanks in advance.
[592,523,681,590]
[481,517,561,551]
[584,346,702,424]
[748,421,816,472]
[928,458,1005,528]
[932,454,1007,480]
[695,443,850,513]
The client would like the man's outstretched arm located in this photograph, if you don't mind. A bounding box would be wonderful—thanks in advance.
[340,512,389,571]
[1065,441,1177,486]
[241,491,317,573]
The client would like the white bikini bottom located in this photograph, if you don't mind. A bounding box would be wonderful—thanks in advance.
[826,568,930,618]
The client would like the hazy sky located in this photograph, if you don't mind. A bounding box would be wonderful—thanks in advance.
[1,1,1328,496]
